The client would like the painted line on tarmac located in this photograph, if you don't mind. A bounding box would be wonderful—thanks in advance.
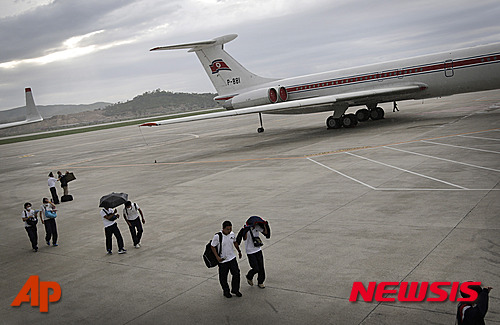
[311,127,500,158]
[346,152,469,189]
[384,146,500,173]
[421,140,500,154]
[457,134,500,141]
[306,157,376,190]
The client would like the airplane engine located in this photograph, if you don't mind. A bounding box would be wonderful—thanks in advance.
[223,87,280,109]
[277,86,288,102]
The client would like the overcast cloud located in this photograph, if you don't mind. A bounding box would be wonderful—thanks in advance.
[1,0,499,110]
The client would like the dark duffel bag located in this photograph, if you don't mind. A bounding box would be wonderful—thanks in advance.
[61,195,73,202]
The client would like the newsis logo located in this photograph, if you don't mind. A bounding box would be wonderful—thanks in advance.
[349,281,481,302]
[11,276,61,312]
[210,59,231,74]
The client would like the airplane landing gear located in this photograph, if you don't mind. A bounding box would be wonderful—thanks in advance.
[326,116,342,129]
[257,112,265,133]
[328,104,386,130]
[341,113,358,128]
[370,107,385,120]
[326,114,358,129]
[355,109,370,122]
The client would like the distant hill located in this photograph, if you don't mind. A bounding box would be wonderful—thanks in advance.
[102,89,218,117]
[0,89,220,137]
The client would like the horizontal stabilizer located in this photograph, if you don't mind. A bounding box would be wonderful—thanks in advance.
[150,34,238,52]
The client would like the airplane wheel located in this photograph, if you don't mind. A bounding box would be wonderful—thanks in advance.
[257,127,265,133]
[341,114,358,128]
[370,107,385,120]
[326,116,342,129]
[376,107,385,119]
[356,109,370,122]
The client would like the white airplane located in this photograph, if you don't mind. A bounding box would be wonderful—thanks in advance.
[142,34,500,132]
[0,88,43,129]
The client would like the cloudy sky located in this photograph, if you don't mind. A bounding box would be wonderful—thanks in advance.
[1,0,499,110]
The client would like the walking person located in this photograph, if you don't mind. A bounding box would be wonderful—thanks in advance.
[100,207,127,255]
[21,202,38,252]
[211,221,242,298]
[47,172,59,204]
[40,198,58,246]
[237,216,271,289]
[122,201,145,248]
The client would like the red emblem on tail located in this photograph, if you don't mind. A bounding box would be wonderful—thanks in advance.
[210,59,231,74]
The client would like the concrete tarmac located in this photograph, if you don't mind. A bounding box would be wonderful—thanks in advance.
[1,90,499,324]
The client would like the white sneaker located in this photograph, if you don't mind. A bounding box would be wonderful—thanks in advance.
[258,284,265,289]
[135,243,141,248]
[118,249,127,254]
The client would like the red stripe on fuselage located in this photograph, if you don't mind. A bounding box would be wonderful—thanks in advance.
[286,53,500,94]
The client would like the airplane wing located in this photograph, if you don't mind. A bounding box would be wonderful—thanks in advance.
[0,119,41,129]
[140,83,427,127]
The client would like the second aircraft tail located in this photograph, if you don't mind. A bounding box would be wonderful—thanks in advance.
[25,88,43,122]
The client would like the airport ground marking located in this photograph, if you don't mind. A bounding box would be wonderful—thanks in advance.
[307,154,499,191]
[384,146,500,173]
[421,140,500,154]
[306,157,377,190]
[457,134,500,141]
[313,127,500,158]
[345,152,469,190]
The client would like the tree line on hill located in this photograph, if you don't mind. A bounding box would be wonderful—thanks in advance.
[101,89,219,117]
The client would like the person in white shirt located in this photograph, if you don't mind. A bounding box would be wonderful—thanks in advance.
[100,207,126,255]
[122,201,145,248]
[47,172,59,204]
[211,221,242,298]
[243,224,268,288]
[40,198,58,246]
[21,202,38,252]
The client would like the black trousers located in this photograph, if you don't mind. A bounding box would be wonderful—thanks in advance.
[44,218,58,244]
[128,217,143,246]
[25,226,38,250]
[247,250,265,284]
[104,223,124,251]
[49,187,59,204]
[218,258,240,294]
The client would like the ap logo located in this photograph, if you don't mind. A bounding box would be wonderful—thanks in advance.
[11,276,61,312]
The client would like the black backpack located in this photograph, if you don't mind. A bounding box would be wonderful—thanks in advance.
[203,232,222,268]
[24,210,38,227]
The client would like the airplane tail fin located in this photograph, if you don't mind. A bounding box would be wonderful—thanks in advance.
[25,88,43,122]
[150,34,277,96]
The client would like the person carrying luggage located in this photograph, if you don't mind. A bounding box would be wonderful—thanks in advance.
[211,221,242,298]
